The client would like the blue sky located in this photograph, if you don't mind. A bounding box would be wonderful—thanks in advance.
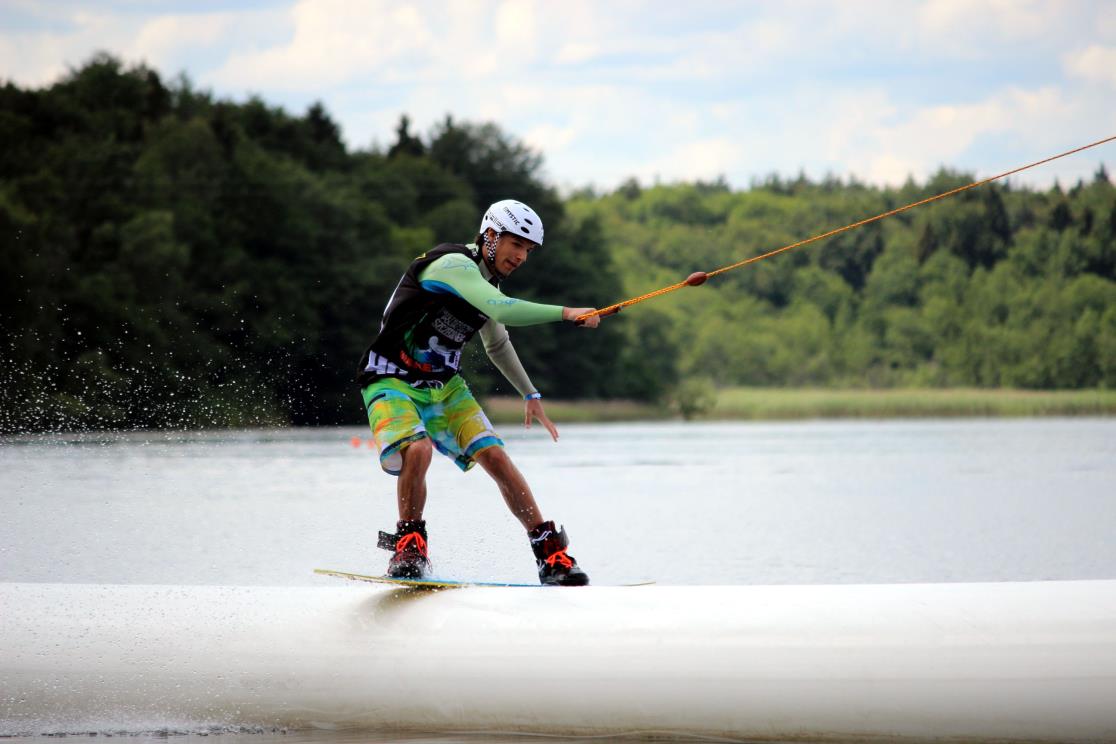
[3,0,1114,191]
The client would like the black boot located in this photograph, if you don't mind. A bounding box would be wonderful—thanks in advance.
[529,520,589,586]
[378,519,431,579]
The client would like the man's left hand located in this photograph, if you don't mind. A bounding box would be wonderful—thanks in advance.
[524,398,559,442]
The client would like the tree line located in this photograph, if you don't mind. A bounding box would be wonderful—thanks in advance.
[0,55,629,432]
[1,55,1113,432]
[569,164,1115,394]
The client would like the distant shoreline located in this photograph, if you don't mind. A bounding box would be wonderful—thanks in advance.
[4,388,1114,439]
[482,388,1116,423]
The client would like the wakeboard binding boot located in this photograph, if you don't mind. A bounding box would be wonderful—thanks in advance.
[529,520,589,586]
[378,519,431,579]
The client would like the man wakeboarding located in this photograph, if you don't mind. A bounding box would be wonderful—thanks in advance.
[356,199,601,586]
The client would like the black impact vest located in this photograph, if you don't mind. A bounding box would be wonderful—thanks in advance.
[357,243,496,387]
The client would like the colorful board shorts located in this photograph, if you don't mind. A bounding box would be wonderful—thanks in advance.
[361,375,503,475]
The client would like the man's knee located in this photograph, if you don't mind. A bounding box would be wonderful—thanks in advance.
[474,445,511,469]
[400,436,433,466]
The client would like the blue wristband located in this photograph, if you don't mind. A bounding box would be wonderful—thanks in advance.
[525,392,542,401]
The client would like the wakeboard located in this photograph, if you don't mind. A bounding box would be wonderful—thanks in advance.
[314,568,653,589]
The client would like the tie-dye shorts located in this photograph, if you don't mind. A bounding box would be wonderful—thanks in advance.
[360,375,503,475]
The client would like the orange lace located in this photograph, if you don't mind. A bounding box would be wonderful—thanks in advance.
[396,532,428,557]
[545,549,573,569]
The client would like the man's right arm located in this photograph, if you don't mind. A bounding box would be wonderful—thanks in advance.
[418,253,564,326]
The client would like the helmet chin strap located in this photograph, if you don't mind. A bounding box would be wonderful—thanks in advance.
[483,231,507,280]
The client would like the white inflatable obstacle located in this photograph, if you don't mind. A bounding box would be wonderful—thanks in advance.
[2,580,1115,741]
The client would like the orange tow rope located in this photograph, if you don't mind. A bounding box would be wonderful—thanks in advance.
[579,134,1116,321]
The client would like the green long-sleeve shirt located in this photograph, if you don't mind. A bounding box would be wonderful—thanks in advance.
[418,250,560,396]
[418,252,564,326]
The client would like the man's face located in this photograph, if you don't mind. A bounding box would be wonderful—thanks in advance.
[490,230,538,276]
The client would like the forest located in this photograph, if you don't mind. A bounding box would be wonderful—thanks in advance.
[2,55,1114,432]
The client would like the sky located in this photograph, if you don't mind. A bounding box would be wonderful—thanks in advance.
[2,0,1115,192]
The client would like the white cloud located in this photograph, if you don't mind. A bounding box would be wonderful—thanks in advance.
[495,0,537,52]
[523,123,577,152]
[129,13,234,62]
[0,7,127,87]
[1,0,1112,191]
[555,41,598,65]
[0,36,66,87]
[805,84,1114,186]
[919,0,1061,40]
[863,154,922,186]
[561,80,1114,190]
[0,4,275,88]
[209,0,441,91]
[636,137,745,184]
[1064,44,1116,87]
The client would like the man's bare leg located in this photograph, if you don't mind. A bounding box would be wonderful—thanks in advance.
[474,445,588,585]
[474,446,542,530]
[397,437,432,521]
[384,437,434,579]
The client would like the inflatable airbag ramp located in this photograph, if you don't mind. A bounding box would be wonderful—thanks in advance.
[2,580,1115,742]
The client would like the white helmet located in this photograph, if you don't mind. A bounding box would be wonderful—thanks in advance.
[479,199,544,246]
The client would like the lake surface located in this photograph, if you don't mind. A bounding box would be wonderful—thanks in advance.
[3,418,1115,588]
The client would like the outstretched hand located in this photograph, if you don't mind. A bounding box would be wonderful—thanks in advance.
[524,398,559,442]
[563,307,601,328]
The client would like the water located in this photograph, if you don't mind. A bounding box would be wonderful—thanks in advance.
[3,419,1115,587]
[3,419,1116,742]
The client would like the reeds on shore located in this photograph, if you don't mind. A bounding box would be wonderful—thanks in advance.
[482,387,1116,424]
